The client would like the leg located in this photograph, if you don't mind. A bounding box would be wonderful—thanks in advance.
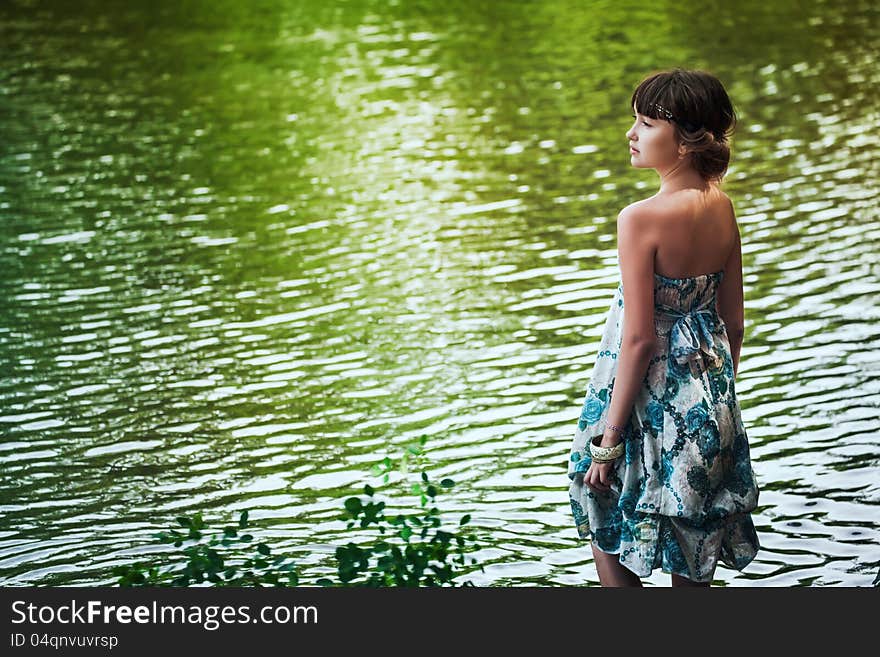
[591,543,643,587]
[671,572,711,587]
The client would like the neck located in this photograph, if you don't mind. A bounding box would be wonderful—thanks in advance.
[656,157,709,193]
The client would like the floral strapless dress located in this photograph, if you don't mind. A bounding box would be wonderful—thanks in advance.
[566,269,760,583]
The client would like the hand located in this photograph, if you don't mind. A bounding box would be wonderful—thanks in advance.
[585,435,622,494]
[585,459,617,494]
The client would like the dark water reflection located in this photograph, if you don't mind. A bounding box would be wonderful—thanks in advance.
[1,0,878,586]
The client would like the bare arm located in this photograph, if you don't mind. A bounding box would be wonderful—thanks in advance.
[601,206,657,445]
[716,200,745,377]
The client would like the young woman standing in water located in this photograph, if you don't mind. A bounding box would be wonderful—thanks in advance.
[566,68,760,587]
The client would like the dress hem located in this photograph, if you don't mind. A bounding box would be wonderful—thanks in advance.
[574,509,759,584]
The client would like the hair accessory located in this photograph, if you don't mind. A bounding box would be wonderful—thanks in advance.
[589,435,625,463]
[650,102,701,132]
[651,102,675,121]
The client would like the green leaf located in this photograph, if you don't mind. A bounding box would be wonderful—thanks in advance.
[176,516,191,528]
[421,471,429,483]
[344,497,363,515]
[239,510,249,528]
[459,514,471,526]
[257,543,271,556]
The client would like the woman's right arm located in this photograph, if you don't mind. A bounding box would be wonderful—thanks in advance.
[717,203,745,378]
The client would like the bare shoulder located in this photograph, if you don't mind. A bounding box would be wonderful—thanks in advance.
[616,201,663,262]
[712,190,739,233]
[617,196,671,232]
[712,188,735,212]
[722,190,738,219]
[618,196,667,220]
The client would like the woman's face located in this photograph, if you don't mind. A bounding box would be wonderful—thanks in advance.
[626,103,682,171]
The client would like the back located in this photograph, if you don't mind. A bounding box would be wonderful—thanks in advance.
[639,188,745,335]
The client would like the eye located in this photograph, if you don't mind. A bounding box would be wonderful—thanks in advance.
[630,114,651,126]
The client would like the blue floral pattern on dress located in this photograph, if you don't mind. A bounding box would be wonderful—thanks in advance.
[566,269,760,583]
[579,392,606,429]
[646,400,664,432]
[686,403,709,432]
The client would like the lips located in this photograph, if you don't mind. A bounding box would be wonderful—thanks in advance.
[630,145,639,153]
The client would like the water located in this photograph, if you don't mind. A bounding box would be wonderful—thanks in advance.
[1,0,878,587]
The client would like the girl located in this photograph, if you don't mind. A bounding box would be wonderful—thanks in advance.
[566,68,761,587]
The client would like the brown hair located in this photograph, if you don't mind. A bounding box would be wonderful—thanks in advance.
[630,68,737,182]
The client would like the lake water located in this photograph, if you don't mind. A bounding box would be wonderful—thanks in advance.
[1,0,878,587]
